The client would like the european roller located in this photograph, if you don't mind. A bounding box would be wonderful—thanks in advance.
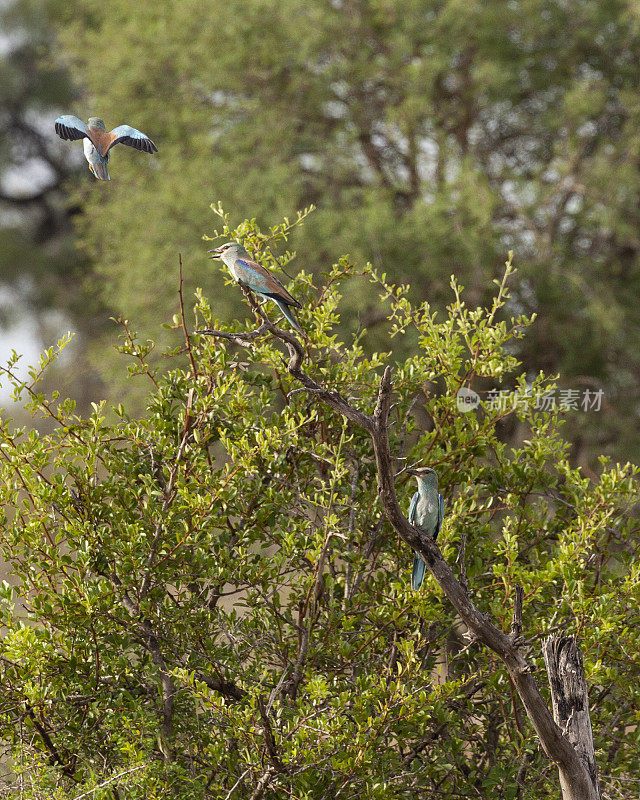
[407,467,444,590]
[54,115,157,181]
[209,242,303,333]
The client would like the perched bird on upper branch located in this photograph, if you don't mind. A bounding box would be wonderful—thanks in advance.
[54,115,158,181]
[407,467,444,590]
[209,242,303,333]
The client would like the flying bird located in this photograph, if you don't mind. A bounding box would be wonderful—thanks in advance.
[54,115,157,181]
[407,467,444,590]
[209,242,303,333]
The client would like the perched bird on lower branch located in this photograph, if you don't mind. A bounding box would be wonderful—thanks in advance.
[208,241,303,333]
[54,115,157,181]
[407,467,444,590]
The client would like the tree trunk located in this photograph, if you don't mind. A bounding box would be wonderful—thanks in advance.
[543,636,600,800]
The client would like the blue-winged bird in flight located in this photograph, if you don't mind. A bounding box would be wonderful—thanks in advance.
[55,115,157,180]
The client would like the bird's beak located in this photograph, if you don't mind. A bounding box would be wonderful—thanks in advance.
[406,469,419,477]
[208,246,223,259]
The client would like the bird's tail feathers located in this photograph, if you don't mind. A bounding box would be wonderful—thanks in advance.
[93,160,110,181]
[411,553,427,591]
[274,298,303,333]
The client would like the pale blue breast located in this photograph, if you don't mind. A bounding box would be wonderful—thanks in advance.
[416,493,439,537]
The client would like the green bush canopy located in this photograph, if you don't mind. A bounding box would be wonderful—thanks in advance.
[0,214,638,799]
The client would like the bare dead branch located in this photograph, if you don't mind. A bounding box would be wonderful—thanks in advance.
[543,636,600,799]
[195,672,246,702]
[257,697,287,773]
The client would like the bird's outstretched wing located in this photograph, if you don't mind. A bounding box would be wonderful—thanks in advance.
[236,258,301,307]
[433,494,445,541]
[105,125,158,155]
[55,115,89,141]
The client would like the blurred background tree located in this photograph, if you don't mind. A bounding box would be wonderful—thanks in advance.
[0,0,105,406]
[3,0,640,463]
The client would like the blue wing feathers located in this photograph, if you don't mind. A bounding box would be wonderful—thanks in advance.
[108,125,158,153]
[55,115,89,141]
[237,258,271,293]
[236,258,301,307]
[408,492,418,525]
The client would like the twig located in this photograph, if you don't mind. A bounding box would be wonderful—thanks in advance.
[109,576,175,762]
[512,585,524,639]
[516,749,537,800]
[223,768,252,800]
[257,697,287,773]
[117,318,159,389]
[249,768,275,800]
[26,708,75,778]
[71,765,146,800]
[178,254,199,378]
[196,324,269,348]
[342,461,360,608]
[287,611,310,702]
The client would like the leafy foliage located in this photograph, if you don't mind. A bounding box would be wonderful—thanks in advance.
[0,214,637,798]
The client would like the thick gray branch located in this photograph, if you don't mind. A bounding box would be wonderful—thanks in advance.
[257,696,287,773]
[195,672,246,702]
